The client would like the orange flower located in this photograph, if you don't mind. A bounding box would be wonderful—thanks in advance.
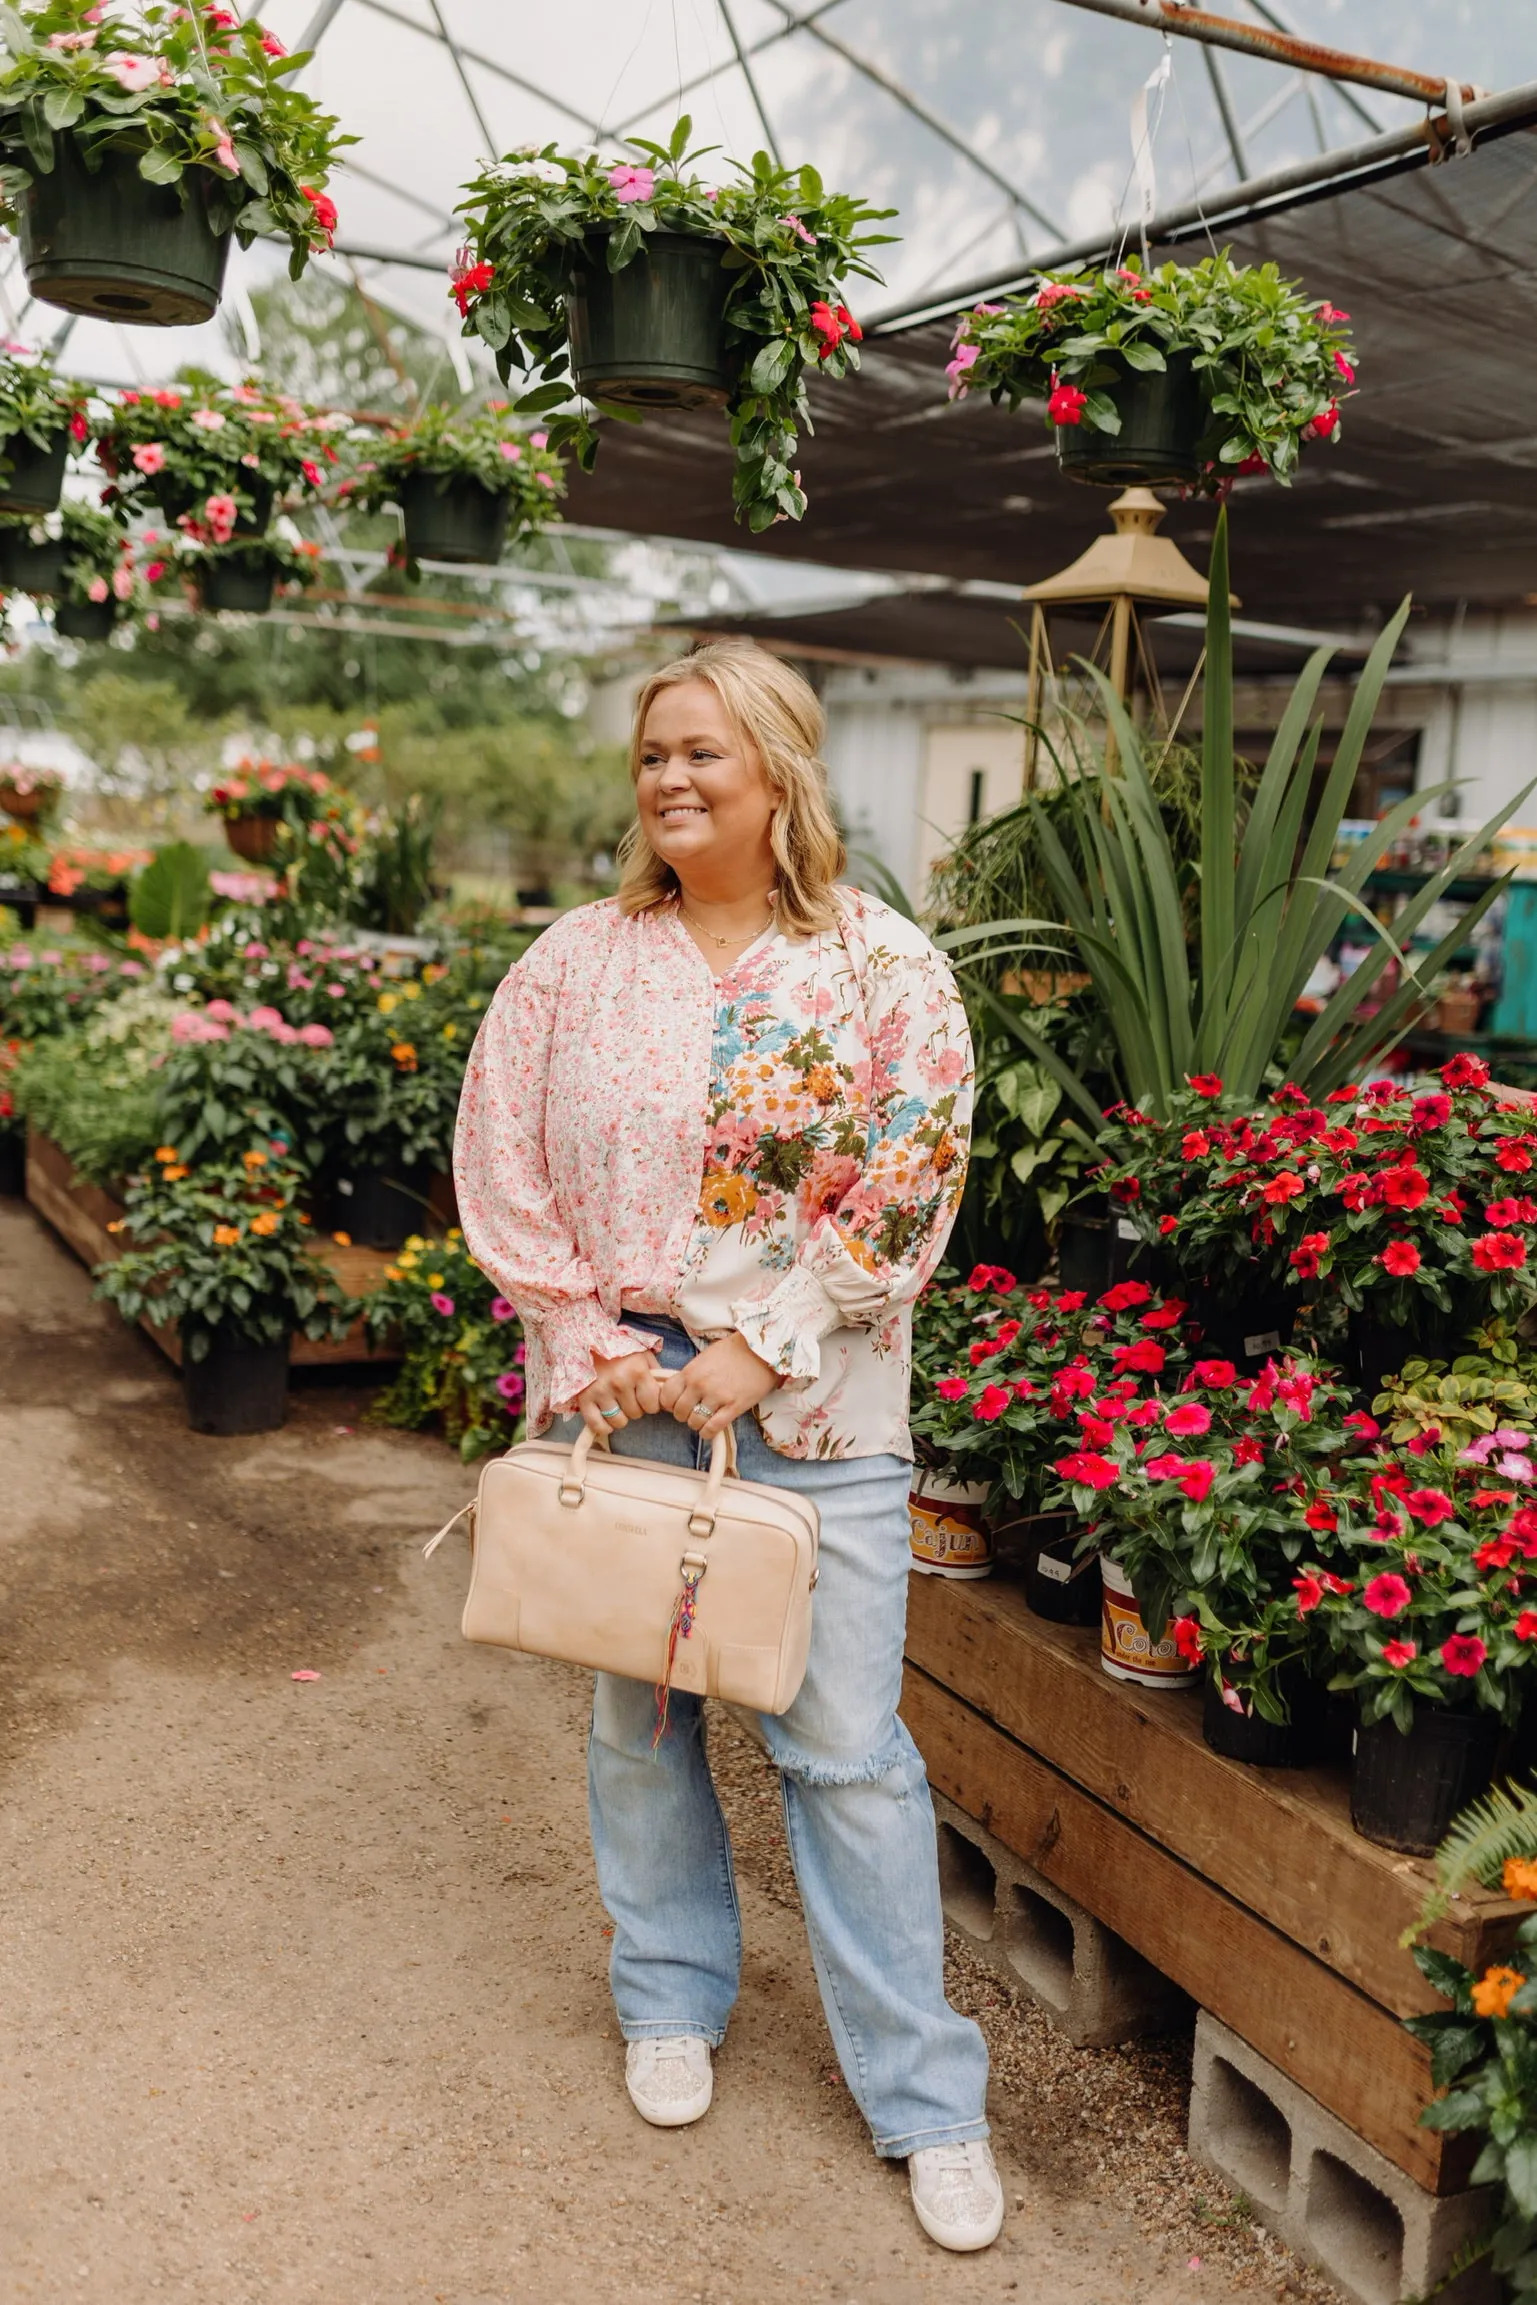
[242,1148,268,1169]
[212,1223,241,1247]
[249,1211,279,1236]
[699,1171,757,1227]
[332,1229,352,1247]
[390,1041,418,1070]
[106,1218,125,1234]
[161,1164,189,1182]
[154,1144,179,1163]
[1471,1964,1527,2019]
[806,1064,840,1104]
[1505,1858,1537,1903]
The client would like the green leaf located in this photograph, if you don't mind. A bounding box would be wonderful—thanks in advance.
[1117,339,1167,372]
[514,381,572,414]
[233,140,268,195]
[18,96,51,176]
[138,147,185,186]
[668,114,692,161]
[748,336,797,394]
[41,87,83,132]
[1508,2138,1537,2220]
[130,844,211,943]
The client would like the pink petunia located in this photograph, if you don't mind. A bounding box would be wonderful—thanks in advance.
[431,1292,455,1318]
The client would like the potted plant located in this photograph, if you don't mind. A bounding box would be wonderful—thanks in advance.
[157,517,322,615]
[0,762,64,820]
[46,838,150,922]
[0,348,87,514]
[364,1228,528,1460]
[1306,1441,1537,1852]
[49,497,138,637]
[339,401,565,570]
[0,2,348,327]
[452,116,894,532]
[96,374,344,534]
[0,1033,23,1193]
[323,983,463,1248]
[946,250,1357,490]
[95,1142,355,1432]
[153,995,336,1174]
[203,756,344,865]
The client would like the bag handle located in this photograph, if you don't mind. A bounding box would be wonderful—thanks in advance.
[557,1421,738,1532]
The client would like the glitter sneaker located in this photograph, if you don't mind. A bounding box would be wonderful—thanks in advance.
[624,2034,713,2128]
[907,2140,1005,2252]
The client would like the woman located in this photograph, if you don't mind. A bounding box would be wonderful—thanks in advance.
[455,639,1001,2253]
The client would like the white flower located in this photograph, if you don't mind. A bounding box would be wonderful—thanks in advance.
[191,408,227,432]
[105,53,159,91]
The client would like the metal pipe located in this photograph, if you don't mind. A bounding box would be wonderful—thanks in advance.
[871,75,1537,330]
[1047,0,1479,109]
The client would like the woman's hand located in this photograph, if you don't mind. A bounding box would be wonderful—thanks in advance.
[658,1333,779,1443]
[575,1348,663,1437]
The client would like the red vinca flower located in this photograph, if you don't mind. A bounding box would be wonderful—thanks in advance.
[1379,1240,1421,1277]
[973,1383,1011,1423]
[1363,1572,1412,1618]
[1379,1165,1431,1210]
[1440,1633,1487,1679]
[1046,382,1088,426]
[1441,1053,1490,1089]
[1055,1450,1118,1489]
[1262,1172,1305,1204]
[1495,1138,1534,1173]
[1473,1231,1528,1272]
[1188,1074,1224,1098]
[1381,1639,1417,1669]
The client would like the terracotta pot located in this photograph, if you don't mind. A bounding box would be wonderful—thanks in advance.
[226,813,279,864]
[0,780,51,821]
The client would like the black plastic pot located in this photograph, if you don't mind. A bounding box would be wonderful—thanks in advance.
[1347,1308,1459,1401]
[0,1129,24,1196]
[1191,1278,1293,1366]
[399,472,509,566]
[1202,1675,1323,1768]
[1351,1706,1500,1855]
[1007,1512,1101,1626]
[199,549,276,615]
[55,596,116,642]
[0,885,39,927]
[70,883,128,927]
[335,1166,429,1251]
[183,1329,289,1436]
[0,428,68,517]
[18,137,229,326]
[1059,1198,1161,1298]
[567,229,733,411]
[1056,350,1204,488]
[152,470,274,536]
[0,532,69,596]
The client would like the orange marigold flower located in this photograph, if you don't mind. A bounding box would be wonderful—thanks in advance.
[212,1223,241,1247]
[390,1041,418,1070]
[1504,1858,1537,1903]
[249,1211,280,1236]
[154,1144,179,1163]
[1471,1964,1527,2019]
[332,1229,352,1247]
[242,1148,268,1169]
[161,1164,189,1182]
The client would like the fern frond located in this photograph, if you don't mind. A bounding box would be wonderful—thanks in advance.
[1402,1778,1537,1947]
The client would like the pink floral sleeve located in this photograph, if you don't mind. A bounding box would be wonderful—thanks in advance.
[454,936,661,1418]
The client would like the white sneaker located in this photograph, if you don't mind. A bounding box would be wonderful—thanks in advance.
[907,2140,1005,2251]
[624,2034,713,2128]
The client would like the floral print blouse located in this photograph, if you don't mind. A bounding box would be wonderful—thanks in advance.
[454,889,972,1459]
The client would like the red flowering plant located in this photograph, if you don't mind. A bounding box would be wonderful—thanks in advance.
[96,377,347,537]
[1049,1347,1360,1722]
[909,1270,1194,1516]
[1303,1439,1537,1730]
[944,250,1356,492]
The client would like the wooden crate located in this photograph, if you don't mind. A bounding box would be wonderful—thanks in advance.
[905,1573,1525,2193]
[26,1127,398,1369]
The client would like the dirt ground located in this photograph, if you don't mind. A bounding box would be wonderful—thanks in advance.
[0,1199,1334,2305]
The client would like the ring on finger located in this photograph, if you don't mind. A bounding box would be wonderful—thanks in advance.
[690,1401,714,1422]
[600,1404,625,1420]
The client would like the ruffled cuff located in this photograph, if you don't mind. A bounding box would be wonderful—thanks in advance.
[731,1266,844,1391]
[535,1300,663,1419]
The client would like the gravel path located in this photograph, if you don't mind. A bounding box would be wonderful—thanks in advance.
[0,1199,1337,2303]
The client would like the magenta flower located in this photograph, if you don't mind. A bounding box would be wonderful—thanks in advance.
[945,342,979,400]
[431,1292,455,1317]
[490,1296,516,1322]
[609,163,655,204]
[495,1370,526,1405]
[1441,1633,1487,1679]
[296,1022,334,1048]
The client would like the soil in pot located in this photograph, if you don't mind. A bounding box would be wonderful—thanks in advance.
[0,428,69,518]
[336,1166,429,1251]
[55,597,116,642]
[152,471,274,535]
[183,1329,290,1436]
[1202,1673,1326,1767]
[1000,1511,1101,1625]
[18,138,229,326]
[566,229,733,411]
[0,1131,24,1197]
[1056,350,1204,488]
[1350,1706,1500,1855]
[225,813,280,865]
[199,550,276,615]
[399,473,509,567]
[1100,1556,1199,1689]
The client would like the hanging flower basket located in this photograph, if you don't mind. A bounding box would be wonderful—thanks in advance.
[199,546,277,615]
[947,251,1358,496]
[452,117,893,531]
[0,526,68,595]
[153,470,275,536]
[97,379,345,535]
[340,404,563,576]
[0,765,64,820]
[566,228,734,410]
[399,473,509,566]
[0,428,69,516]
[226,813,281,864]
[0,12,347,329]
[54,596,116,642]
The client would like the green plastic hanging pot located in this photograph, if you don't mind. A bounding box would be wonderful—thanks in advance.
[18,137,229,326]
[1055,350,1204,488]
[55,596,117,641]
[152,471,275,536]
[566,230,733,411]
[0,530,70,595]
[199,548,276,615]
[0,428,69,517]
[399,472,509,565]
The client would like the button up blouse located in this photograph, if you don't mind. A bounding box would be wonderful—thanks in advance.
[453,888,973,1460]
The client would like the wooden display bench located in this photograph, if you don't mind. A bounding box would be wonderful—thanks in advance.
[25,1127,399,1369]
[904,1570,1526,2194]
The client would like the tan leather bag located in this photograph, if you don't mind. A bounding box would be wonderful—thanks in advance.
[425,1424,820,1718]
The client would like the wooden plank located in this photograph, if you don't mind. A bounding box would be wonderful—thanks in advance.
[25,1129,398,1369]
[904,1664,1474,2194]
[906,1572,1521,2018]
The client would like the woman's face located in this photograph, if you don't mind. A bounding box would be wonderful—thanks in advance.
[635,679,776,882]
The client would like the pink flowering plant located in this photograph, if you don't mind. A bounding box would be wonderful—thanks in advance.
[155,997,337,1171]
[96,377,346,535]
[909,1267,1195,1514]
[946,250,1357,490]
[337,400,566,568]
[50,494,139,608]
[203,756,339,827]
[95,1142,354,1360]
[1303,1439,1537,1729]
[0,935,142,1038]
[0,344,86,477]
[0,1,351,277]
[451,115,895,531]
[363,1228,527,1461]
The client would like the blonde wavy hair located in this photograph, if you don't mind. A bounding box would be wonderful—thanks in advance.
[617,639,846,938]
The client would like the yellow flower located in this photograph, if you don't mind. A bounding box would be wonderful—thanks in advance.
[249,1211,279,1237]
[332,1229,353,1247]
[1472,1965,1527,2019]
[242,1148,268,1170]
[427,1272,444,1287]
[212,1223,241,1247]
[699,1172,757,1228]
[441,1022,458,1040]
[377,992,398,1015]
[447,1227,462,1242]
[154,1144,179,1164]
[401,981,422,1001]
[398,1253,418,1271]
[404,1234,426,1250]
[1506,1859,1537,1903]
[161,1163,189,1182]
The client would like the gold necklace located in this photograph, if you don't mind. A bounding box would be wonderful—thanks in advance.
[676,898,776,950]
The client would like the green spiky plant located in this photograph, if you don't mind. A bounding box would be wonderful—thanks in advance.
[939,512,1534,1130]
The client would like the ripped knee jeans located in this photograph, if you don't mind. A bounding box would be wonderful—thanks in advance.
[580,1317,990,2158]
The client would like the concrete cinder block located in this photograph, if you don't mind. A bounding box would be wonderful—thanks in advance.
[931,1788,1190,2047]
[1189,2010,1498,2305]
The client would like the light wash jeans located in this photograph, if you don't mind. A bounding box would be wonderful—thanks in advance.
[577,1315,990,2159]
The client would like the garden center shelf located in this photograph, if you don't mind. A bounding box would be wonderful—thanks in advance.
[24,1128,398,1369]
[903,1570,1522,2194]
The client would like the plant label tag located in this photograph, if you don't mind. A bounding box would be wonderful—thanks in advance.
[1037,1553,1072,1584]
[1115,1218,1139,1241]
[1244,1329,1282,1356]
